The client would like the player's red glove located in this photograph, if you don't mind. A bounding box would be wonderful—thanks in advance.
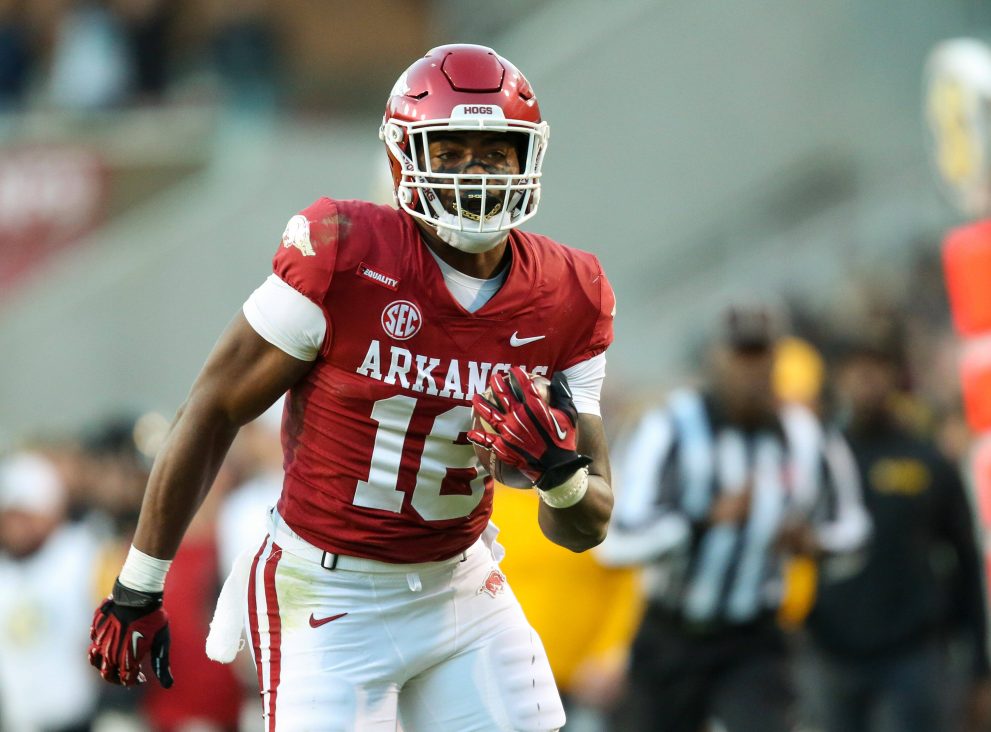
[469,367,592,490]
[88,579,173,688]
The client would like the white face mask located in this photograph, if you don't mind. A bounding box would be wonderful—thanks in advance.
[381,114,549,251]
[433,213,509,253]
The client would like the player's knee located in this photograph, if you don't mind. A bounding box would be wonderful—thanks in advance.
[271,674,360,731]
[484,626,566,731]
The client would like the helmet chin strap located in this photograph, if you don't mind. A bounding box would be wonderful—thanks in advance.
[435,224,507,253]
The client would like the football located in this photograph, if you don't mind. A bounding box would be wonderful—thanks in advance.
[472,374,551,489]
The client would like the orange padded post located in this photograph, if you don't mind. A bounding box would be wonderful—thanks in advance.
[943,220,991,337]
[960,338,991,433]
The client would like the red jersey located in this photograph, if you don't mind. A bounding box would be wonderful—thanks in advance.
[273,198,614,562]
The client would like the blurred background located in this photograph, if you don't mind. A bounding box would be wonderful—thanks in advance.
[1,0,991,730]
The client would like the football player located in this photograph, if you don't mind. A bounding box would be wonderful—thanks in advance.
[87,44,616,731]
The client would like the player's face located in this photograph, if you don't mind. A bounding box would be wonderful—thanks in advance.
[424,131,522,219]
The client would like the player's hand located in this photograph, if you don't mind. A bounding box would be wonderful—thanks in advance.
[469,367,592,490]
[88,579,173,688]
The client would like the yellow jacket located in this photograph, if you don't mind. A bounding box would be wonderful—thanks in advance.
[492,485,644,692]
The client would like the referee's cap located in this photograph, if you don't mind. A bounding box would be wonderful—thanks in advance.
[720,302,786,352]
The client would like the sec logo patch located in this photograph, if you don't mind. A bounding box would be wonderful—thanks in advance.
[382,300,422,340]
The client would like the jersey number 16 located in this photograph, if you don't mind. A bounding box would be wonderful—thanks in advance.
[352,395,486,521]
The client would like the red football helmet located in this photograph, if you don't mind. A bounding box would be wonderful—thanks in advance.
[379,44,550,251]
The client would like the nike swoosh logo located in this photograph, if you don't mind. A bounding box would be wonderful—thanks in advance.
[131,631,143,658]
[549,411,568,441]
[309,612,348,628]
[510,332,545,347]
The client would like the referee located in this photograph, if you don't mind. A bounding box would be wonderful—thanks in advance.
[600,304,870,732]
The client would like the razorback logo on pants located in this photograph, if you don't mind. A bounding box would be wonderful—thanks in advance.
[477,569,506,598]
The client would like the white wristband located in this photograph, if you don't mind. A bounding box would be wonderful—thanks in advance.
[538,467,590,509]
[118,545,172,593]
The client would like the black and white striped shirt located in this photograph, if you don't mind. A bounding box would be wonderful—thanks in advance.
[599,389,869,626]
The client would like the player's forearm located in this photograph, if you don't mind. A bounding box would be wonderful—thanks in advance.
[537,474,613,552]
[131,399,240,559]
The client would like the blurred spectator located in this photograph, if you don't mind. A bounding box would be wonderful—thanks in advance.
[803,323,991,732]
[0,0,32,110]
[492,485,643,732]
[47,0,131,110]
[599,303,870,732]
[73,415,166,726]
[79,414,154,534]
[112,0,172,102]
[202,0,277,110]
[0,451,102,731]
[27,434,97,522]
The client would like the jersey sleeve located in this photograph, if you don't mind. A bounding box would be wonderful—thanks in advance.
[242,274,327,361]
[562,255,616,369]
[272,197,342,307]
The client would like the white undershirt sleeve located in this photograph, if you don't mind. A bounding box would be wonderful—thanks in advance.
[562,352,607,416]
[242,274,327,361]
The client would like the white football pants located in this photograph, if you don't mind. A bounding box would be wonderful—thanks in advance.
[240,511,565,732]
